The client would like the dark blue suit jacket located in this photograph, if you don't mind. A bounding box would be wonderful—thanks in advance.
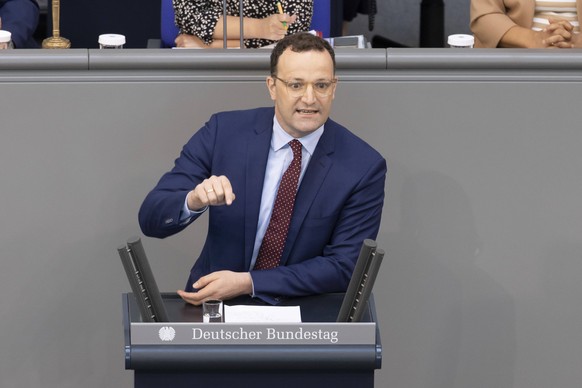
[0,0,39,48]
[139,107,386,304]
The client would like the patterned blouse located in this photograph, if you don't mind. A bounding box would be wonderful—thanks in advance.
[173,0,313,48]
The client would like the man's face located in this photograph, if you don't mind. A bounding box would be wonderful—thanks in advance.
[267,48,336,138]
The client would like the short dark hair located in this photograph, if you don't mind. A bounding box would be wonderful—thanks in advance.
[270,32,336,76]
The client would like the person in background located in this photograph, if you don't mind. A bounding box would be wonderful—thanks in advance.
[0,0,39,48]
[471,0,582,48]
[139,32,386,305]
[173,0,313,48]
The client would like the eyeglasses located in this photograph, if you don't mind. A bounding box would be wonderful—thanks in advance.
[272,76,337,98]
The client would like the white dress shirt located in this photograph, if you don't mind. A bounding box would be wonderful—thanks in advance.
[249,117,324,269]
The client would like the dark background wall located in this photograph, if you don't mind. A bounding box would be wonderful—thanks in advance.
[47,0,160,48]
[348,0,471,47]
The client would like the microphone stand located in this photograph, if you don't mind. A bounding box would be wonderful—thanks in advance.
[222,0,245,49]
[223,0,227,48]
[239,0,244,49]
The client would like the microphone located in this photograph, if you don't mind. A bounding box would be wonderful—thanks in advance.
[118,237,169,323]
[368,0,377,31]
[337,239,385,322]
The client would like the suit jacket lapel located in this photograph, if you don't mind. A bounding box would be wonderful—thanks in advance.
[279,122,336,266]
[244,110,274,269]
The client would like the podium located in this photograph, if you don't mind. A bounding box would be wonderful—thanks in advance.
[122,293,382,388]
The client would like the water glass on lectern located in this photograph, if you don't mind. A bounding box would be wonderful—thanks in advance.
[203,300,223,323]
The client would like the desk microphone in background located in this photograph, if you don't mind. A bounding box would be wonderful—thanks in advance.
[368,0,377,31]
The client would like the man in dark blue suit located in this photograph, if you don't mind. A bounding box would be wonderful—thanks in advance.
[139,32,386,305]
[0,0,39,48]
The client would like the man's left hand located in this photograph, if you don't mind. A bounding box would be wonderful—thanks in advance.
[177,270,253,305]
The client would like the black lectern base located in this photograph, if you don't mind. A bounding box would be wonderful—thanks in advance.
[135,370,373,388]
[124,293,381,388]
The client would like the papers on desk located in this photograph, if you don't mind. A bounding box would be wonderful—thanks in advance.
[260,33,369,49]
[326,35,368,49]
[224,305,302,323]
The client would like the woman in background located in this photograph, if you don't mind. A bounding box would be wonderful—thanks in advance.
[471,0,582,48]
[173,0,313,48]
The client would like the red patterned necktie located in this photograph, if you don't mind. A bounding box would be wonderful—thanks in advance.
[254,139,302,270]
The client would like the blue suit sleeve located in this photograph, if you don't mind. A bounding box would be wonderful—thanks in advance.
[0,0,40,48]
[139,115,217,238]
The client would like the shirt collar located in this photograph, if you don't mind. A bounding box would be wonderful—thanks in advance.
[272,115,324,156]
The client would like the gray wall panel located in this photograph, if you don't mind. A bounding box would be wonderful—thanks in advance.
[0,52,581,388]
